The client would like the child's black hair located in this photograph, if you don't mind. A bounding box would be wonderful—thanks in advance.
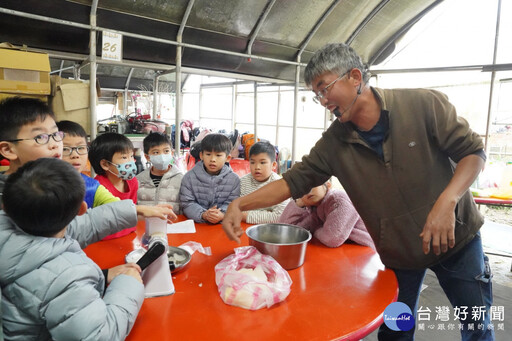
[56,120,87,139]
[249,141,276,162]
[88,132,134,175]
[0,97,55,141]
[200,133,232,156]
[143,132,172,154]
[3,158,85,237]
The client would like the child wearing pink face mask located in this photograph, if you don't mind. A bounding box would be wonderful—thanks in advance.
[278,181,375,249]
[89,132,139,239]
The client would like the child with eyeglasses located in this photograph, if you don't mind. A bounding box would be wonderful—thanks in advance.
[57,120,120,210]
[88,132,140,239]
[0,96,176,236]
[0,97,65,207]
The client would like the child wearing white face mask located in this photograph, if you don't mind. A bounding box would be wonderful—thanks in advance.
[89,132,139,239]
[136,132,183,214]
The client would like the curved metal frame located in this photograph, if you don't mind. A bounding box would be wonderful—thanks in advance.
[0,0,503,160]
[368,0,444,65]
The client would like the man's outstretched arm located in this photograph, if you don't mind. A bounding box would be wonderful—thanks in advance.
[222,179,292,243]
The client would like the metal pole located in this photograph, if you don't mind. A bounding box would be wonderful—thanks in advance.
[29,46,291,84]
[89,0,98,140]
[174,0,195,155]
[246,0,277,59]
[73,64,80,80]
[124,68,134,116]
[51,65,75,75]
[175,38,182,154]
[276,86,281,146]
[231,85,236,132]
[153,75,159,119]
[57,60,65,76]
[484,0,502,153]
[198,85,203,127]
[124,89,128,117]
[291,59,300,164]
[254,82,258,143]
[297,0,341,57]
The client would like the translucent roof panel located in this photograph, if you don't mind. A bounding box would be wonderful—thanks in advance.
[377,0,499,69]
[497,0,512,64]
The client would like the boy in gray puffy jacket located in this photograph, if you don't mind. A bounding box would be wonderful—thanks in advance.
[180,134,240,224]
[0,158,144,341]
[137,132,183,213]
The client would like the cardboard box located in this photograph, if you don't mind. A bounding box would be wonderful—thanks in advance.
[0,93,48,102]
[0,43,51,95]
[117,91,133,111]
[51,75,98,135]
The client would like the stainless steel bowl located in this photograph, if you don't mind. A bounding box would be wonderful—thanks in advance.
[246,223,312,270]
[167,246,191,273]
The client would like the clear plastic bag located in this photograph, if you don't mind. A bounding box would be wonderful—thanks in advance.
[214,246,292,310]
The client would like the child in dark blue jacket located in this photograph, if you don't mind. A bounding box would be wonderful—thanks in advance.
[179,134,240,223]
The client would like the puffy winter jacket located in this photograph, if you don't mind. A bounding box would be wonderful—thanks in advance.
[136,166,183,214]
[0,200,144,341]
[179,161,240,223]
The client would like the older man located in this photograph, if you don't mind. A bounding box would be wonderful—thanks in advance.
[222,43,492,341]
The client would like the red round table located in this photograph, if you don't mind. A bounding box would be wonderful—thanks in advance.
[84,216,398,341]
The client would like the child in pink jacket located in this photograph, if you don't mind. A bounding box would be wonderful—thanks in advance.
[278,182,375,249]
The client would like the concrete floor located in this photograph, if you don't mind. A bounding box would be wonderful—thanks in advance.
[363,220,512,341]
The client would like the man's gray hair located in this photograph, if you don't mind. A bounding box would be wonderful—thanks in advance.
[304,43,370,86]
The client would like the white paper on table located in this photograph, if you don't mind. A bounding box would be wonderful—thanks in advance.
[166,219,196,234]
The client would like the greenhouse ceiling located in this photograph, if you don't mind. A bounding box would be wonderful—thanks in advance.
[0,0,443,90]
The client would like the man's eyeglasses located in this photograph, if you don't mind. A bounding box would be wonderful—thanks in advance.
[312,70,351,104]
[63,145,89,156]
[6,131,65,145]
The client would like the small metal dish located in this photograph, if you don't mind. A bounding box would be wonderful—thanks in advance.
[125,248,146,264]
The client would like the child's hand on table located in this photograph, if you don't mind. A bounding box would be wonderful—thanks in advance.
[136,204,177,223]
[107,263,143,284]
[203,206,223,224]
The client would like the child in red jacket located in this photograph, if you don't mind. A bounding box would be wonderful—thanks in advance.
[89,132,139,239]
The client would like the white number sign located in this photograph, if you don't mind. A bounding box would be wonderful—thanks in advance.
[102,31,122,61]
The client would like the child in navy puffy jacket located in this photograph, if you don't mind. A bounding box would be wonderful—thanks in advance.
[180,134,240,224]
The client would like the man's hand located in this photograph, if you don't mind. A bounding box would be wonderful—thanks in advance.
[241,211,248,222]
[107,263,143,284]
[420,153,484,255]
[222,179,292,243]
[136,204,177,223]
[222,199,244,243]
[420,196,456,255]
